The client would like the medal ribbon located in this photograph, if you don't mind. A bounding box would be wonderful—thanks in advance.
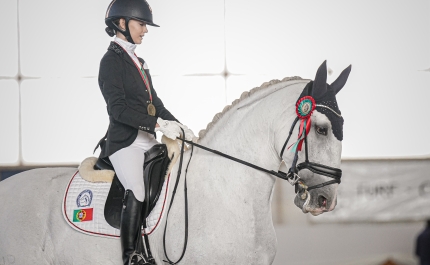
[131,51,153,103]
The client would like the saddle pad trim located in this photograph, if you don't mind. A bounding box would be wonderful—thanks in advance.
[62,171,171,238]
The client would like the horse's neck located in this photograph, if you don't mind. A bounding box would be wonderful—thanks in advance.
[153,81,306,263]
[203,104,275,162]
[195,82,303,201]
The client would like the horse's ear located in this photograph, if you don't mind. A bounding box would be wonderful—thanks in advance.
[312,60,328,99]
[331,65,352,95]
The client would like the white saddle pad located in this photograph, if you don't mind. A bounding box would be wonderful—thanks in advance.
[62,170,170,238]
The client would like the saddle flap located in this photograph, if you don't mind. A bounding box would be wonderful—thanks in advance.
[102,144,171,229]
[104,175,125,229]
[143,150,171,219]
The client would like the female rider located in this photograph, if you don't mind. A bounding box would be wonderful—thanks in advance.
[98,0,195,264]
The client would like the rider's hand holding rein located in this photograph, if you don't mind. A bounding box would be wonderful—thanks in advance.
[155,118,197,142]
[177,123,198,142]
[155,118,182,140]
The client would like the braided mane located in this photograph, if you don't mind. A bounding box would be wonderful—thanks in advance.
[198,76,304,139]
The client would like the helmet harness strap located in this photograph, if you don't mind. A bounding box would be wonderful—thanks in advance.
[111,17,135,44]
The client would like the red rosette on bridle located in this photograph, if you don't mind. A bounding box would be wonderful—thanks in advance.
[291,96,316,152]
[296,96,316,119]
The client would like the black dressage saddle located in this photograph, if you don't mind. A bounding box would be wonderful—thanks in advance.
[94,144,171,229]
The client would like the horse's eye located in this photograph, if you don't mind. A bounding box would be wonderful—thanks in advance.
[316,126,327,136]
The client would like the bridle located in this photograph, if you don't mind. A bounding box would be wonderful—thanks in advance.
[278,114,342,194]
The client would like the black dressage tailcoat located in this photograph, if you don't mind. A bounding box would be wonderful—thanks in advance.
[96,41,177,158]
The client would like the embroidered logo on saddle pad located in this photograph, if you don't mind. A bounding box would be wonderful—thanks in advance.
[77,189,93,208]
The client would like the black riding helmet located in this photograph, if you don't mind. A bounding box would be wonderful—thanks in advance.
[105,0,159,44]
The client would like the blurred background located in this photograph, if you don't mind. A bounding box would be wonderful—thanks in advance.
[0,0,429,264]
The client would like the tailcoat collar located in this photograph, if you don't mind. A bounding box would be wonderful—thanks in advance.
[107,41,141,69]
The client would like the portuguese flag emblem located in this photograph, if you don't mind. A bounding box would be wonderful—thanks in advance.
[73,208,93,222]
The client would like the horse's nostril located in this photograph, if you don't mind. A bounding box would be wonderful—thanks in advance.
[318,195,327,208]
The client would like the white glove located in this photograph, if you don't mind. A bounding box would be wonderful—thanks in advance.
[177,123,198,142]
[154,118,182,140]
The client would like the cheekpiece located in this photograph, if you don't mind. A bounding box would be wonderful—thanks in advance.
[296,96,316,120]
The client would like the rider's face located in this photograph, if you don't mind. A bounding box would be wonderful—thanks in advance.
[118,18,148,44]
[128,19,148,44]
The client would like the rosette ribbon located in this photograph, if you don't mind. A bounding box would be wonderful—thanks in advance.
[290,96,316,153]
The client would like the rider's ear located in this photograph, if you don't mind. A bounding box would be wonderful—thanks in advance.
[330,65,352,95]
[119,18,126,30]
[312,60,328,99]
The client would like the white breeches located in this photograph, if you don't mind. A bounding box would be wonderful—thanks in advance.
[109,131,159,202]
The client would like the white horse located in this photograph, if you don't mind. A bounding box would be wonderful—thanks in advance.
[0,61,351,265]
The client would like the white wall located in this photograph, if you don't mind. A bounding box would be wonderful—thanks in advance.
[273,221,422,265]
[0,0,429,166]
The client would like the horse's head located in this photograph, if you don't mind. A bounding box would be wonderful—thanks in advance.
[281,61,351,216]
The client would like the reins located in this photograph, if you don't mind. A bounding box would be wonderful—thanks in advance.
[162,129,193,265]
[175,139,291,181]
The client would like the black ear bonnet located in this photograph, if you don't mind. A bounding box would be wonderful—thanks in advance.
[296,61,351,141]
[298,81,344,141]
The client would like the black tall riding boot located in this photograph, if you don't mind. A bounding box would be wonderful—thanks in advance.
[120,190,145,265]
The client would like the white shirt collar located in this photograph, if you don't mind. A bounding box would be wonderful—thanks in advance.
[113,36,144,68]
[114,36,137,54]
